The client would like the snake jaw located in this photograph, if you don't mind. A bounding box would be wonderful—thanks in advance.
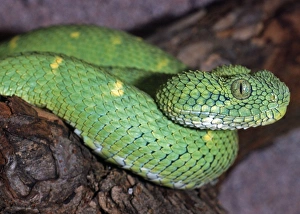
[156,66,290,131]
[261,104,288,126]
[168,100,289,130]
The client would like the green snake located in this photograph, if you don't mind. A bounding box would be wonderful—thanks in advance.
[0,25,290,189]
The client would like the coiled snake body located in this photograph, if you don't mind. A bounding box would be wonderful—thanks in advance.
[0,25,290,189]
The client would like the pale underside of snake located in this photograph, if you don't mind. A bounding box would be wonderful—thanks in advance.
[0,25,290,189]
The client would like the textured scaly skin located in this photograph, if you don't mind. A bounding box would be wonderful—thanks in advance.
[0,25,290,189]
[0,25,186,75]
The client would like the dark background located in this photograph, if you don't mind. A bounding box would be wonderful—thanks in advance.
[1,0,299,213]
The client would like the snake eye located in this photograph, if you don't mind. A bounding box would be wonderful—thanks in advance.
[231,79,251,99]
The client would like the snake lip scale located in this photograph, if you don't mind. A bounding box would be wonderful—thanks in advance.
[0,25,290,189]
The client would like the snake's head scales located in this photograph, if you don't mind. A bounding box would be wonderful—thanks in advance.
[156,65,290,130]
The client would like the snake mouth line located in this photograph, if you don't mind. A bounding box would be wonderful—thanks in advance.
[171,103,288,130]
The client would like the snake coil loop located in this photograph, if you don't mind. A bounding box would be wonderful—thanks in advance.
[0,25,290,189]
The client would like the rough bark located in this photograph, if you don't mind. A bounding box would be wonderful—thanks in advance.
[0,0,299,213]
[0,97,225,213]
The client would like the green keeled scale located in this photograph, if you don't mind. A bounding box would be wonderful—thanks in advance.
[0,25,290,189]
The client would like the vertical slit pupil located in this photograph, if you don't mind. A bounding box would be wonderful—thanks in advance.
[239,82,243,94]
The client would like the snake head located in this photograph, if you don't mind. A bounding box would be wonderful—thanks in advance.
[156,65,290,130]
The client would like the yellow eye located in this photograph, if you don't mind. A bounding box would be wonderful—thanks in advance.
[231,79,251,99]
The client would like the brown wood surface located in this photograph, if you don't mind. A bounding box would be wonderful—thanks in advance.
[0,0,299,213]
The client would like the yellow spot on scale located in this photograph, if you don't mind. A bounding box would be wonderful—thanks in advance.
[70,31,80,38]
[156,58,169,70]
[136,37,143,41]
[110,80,124,96]
[203,130,213,142]
[9,36,19,49]
[111,36,122,45]
[50,56,64,69]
